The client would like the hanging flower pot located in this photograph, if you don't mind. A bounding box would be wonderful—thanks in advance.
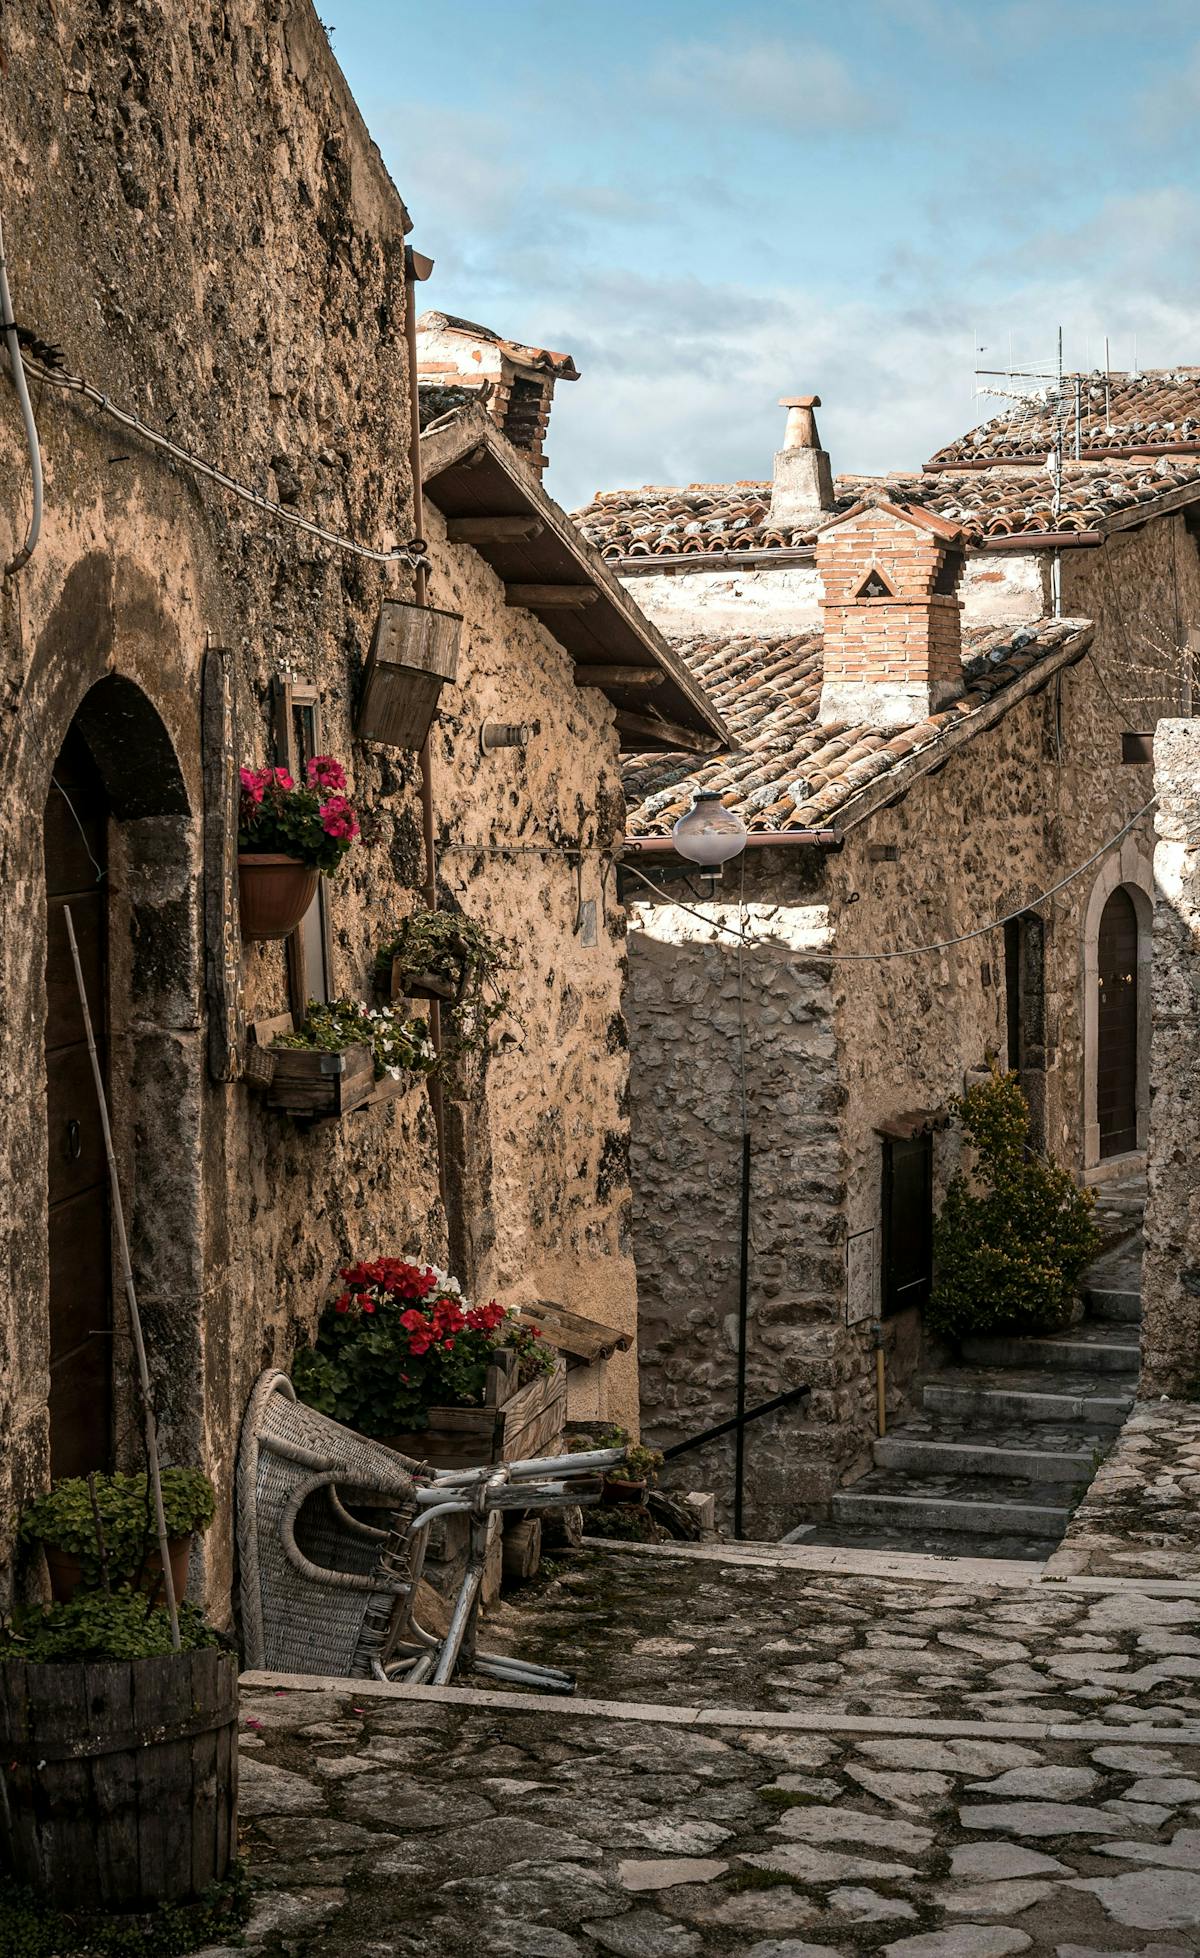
[238,854,320,941]
[237,757,360,945]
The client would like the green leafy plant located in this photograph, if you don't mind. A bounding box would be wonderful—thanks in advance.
[570,1426,663,1484]
[0,1591,220,1664]
[0,1867,249,1958]
[274,998,437,1080]
[293,1257,555,1437]
[19,1470,215,1591]
[375,909,513,1060]
[239,756,359,874]
[929,1067,1101,1342]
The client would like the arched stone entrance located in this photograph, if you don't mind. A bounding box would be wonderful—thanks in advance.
[1082,837,1153,1175]
[40,674,194,1483]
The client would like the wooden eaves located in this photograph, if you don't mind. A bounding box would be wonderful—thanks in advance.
[420,406,731,756]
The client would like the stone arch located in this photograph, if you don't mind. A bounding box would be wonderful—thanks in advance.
[1081,834,1154,1173]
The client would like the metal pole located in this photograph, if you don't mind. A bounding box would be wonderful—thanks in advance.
[63,905,180,1649]
[733,1129,751,1539]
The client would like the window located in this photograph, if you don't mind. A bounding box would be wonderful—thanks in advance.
[272,676,334,1014]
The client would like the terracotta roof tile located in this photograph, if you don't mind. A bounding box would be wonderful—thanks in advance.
[623,617,1089,837]
[927,368,1200,467]
[576,457,1200,557]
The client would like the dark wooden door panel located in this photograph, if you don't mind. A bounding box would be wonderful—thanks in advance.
[1098,888,1138,1159]
[47,1188,110,1364]
[883,1131,933,1318]
[48,1338,113,1481]
[46,1043,108,1207]
[45,894,105,1054]
[44,720,113,1478]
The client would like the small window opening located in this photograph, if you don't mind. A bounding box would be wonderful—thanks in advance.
[854,565,896,599]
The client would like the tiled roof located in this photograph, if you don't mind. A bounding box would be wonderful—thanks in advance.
[927,369,1200,467]
[575,457,1200,559]
[622,617,1089,836]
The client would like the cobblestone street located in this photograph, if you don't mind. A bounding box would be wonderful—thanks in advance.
[218,1425,1200,1958]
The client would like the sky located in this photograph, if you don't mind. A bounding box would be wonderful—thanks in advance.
[322,0,1200,511]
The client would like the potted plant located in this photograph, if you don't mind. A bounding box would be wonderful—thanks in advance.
[19,1468,215,1604]
[0,1561,239,1913]
[261,998,437,1118]
[373,910,513,1060]
[238,755,360,941]
[571,1428,663,1505]
[293,1258,563,1466]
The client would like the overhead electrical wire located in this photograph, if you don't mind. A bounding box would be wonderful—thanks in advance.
[0,215,44,573]
[621,795,1159,963]
[13,343,427,573]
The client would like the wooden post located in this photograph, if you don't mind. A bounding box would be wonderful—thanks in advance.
[63,905,180,1650]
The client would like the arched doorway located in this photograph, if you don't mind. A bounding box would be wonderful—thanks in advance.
[40,675,193,1483]
[1081,839,1153,1173]
[44,724,112,1477]
[1097,887,1139,1159]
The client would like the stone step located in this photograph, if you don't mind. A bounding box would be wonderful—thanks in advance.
[922,1368,1133,1427]
[1085,1285,1143,1326]
[798,1521,1058,1563]
[873,1431,1098,1484]
[959,1327,1140,1374]
[832,1469,1072,1541]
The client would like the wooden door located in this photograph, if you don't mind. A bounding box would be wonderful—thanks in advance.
[43,725,112,1478]
[882,1131,933,1318]
[1097,887,1138,1159]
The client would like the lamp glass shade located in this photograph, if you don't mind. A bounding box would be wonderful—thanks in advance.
[672,791,747,866]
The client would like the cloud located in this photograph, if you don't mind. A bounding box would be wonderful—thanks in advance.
[1136,43,1200,130]
[656,35,883,134]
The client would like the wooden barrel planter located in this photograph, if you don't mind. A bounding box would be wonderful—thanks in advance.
[0,1647,238,1909]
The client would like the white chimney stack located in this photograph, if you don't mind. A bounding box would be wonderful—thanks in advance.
[768,393,835,528]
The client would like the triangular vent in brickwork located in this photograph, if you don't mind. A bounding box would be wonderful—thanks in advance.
[853,565,898,599]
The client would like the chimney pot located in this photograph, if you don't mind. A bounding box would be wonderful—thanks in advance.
[768,390,835,526]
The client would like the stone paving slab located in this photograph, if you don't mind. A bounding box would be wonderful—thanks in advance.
[221,1678,1200,1957]
[481,1549,1200,1728]
[1048,1404,1200,1581]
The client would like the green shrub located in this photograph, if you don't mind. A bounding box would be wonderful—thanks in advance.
[18,1470,215,1590]
[929,1068,1100,1341]
[0,1591,220,1664]
[0,1867,248,1958]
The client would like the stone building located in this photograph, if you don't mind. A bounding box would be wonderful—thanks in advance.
[0,0,723,1619]
[1142,718,1200,1399]
[575,381,1200,1536]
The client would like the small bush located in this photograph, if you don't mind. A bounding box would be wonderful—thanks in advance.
[0,1866,248,1958]
[929,1068,1100,1342]
[0,1591,221,1665]
[19,1470,214,1590]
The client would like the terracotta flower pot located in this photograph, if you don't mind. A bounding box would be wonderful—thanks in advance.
[602,1475,648,1507]
[45,1535,192,1606]
[238,853,319,942]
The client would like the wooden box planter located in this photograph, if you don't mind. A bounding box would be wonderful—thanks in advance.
[0,1647,238,1909]
[357,598,463,751]
[265,1043,375,1118]
[384,1353,567,1469]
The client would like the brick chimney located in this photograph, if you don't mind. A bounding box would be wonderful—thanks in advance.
[416,311,579,474]
[816,500,967,729]
[767,394,836,527]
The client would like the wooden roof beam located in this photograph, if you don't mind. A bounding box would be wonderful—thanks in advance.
[615,707,722,753]
[575,664,664,689]
[445,515,545,544]
[505,583,599,609]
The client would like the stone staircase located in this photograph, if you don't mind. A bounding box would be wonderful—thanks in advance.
[802,1226,1145,1562]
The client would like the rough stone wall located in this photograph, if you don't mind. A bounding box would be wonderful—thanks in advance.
[625,854,843,1538]
[1141,719,1200,1397]
[422,504,638,1429]
[0,0,635,1614]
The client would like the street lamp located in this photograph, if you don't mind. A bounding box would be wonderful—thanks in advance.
[671,790,747,867]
